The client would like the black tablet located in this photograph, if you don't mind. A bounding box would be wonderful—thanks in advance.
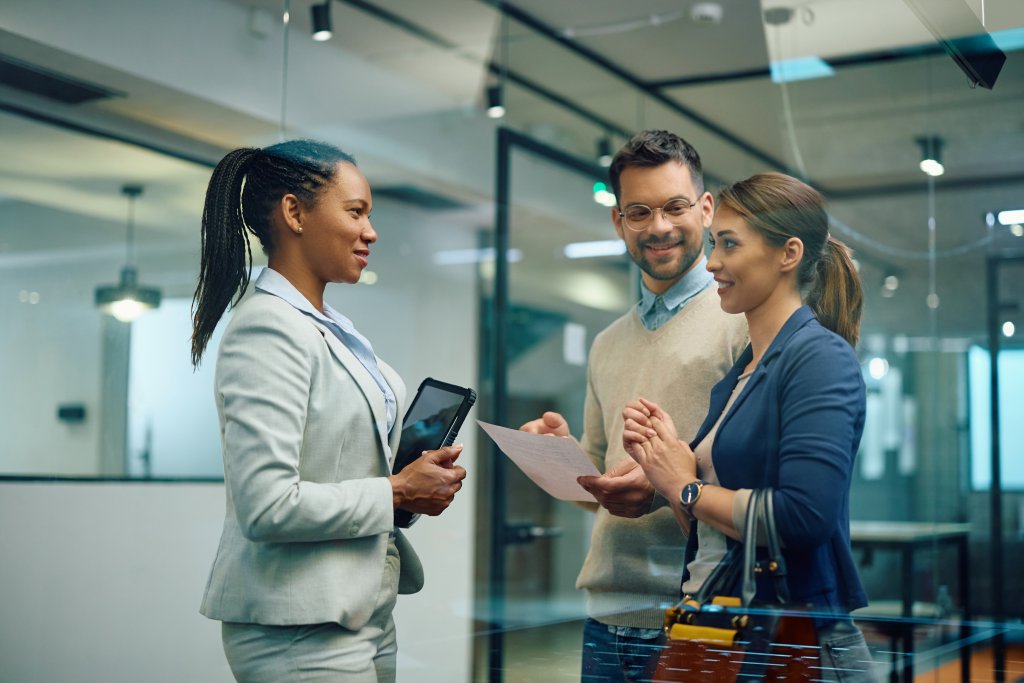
[393,378,475,528]
[391,377,476,475]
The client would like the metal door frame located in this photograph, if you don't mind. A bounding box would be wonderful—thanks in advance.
[985,248,1024,683]
[482,126,608,682]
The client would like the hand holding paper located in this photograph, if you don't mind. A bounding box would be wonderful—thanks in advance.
[477,420,599,502]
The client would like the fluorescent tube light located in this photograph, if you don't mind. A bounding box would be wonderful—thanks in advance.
[433,247,522,266]
[564,240,627,259]
[997,209,1024,226]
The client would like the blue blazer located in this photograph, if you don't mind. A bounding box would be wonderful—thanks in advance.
[683,306,868,613]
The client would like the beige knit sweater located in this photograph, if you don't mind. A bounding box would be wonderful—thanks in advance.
[575,286,748,628]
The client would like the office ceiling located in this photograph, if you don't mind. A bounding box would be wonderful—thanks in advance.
[1,0,1023,341]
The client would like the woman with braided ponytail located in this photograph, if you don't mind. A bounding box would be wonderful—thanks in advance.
[623,173,880,681]
[193,140,466,682]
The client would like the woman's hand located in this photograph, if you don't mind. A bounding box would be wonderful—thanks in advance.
[621,398,697,503]
[389,445,467,516]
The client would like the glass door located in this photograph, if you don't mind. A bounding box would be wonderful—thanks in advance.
[477,129,635,681]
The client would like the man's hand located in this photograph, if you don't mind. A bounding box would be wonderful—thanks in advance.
[519,411,570,438]
[577,459,655,518]
[388,445,467,516]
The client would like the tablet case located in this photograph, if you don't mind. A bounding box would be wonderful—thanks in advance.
[393,377,476,528]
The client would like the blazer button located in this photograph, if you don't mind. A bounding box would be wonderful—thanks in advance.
[351,525,359,535]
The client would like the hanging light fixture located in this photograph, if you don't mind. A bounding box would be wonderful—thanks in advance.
[596,136,614,167]
[486,84,505,119]
[311,1,332,41]
[95,184,161,323]
[916,135,945,177]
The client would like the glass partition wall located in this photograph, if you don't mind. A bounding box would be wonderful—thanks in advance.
[476,1,1024,681]
[2,1,1023,681]
[0,109,215,478]
[475,129,636,681]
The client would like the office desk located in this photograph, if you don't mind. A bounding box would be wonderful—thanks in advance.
[850,522,971,683]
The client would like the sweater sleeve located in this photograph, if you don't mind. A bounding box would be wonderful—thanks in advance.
[578,355,608,472]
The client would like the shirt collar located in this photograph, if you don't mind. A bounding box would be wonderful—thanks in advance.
[253,267,355,333]
[639,256,714,316]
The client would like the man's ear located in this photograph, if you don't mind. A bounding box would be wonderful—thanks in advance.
[699,191,714,229]
[611,205,625,240]
[779,237,804,273]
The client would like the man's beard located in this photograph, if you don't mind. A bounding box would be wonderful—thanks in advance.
[632,236,703,283]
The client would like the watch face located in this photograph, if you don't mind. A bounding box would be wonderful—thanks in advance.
[682,482,700,506]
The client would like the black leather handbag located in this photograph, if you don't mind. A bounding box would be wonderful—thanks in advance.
[653,488,820,682]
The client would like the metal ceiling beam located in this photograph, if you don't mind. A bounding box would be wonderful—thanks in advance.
[485,1,797,175]
[826,172,1024,200]
[650,44,946,89]
[336,0,631,138]
[336,0,1024,265]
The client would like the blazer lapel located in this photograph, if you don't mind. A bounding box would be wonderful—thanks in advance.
[309,319,392,465]
[692,345,751,447]
[710,306,817,438]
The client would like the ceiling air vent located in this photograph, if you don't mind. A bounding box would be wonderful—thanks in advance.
[0,55,122,105]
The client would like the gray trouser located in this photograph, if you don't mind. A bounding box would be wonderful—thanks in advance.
[222,536,401,683]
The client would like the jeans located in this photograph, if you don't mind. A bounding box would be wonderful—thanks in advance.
[581,618,664,683]
[817,620,883,683]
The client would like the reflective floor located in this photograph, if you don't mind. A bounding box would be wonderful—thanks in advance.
[472,617,1024,683]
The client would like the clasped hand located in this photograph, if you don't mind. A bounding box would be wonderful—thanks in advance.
[389,445,467,516]
[520,411,654,518]
[622,398,697,503]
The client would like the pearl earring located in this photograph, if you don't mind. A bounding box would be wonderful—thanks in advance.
[296,227,303,234]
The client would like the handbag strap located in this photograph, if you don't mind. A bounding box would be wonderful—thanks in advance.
[683,488,791,608]
[762,489,791,602]
[691,541,742,604]
[741,488,790,606]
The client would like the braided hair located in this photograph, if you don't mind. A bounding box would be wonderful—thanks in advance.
[190,139,356,367]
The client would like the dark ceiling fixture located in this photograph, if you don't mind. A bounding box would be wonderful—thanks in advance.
[311,1,332,41]
[94,185,161,322]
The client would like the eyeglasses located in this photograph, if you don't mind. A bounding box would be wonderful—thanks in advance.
[618,198,698,231]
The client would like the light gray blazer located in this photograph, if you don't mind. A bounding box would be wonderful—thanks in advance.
[200,291,423,631]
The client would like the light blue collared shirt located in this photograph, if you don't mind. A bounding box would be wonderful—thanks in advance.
[637,257,715,331]
[253,268,397,442]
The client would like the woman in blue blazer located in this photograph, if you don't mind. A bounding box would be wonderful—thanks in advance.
[190,140,467,683]
[623,172,878,680]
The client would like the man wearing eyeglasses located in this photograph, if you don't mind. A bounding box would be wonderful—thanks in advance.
[521,129,748,682]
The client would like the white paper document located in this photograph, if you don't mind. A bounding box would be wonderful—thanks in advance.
[477,420,600,502]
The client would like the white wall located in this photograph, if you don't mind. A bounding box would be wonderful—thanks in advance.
[0,235,107,474]
[0,476,476,683]
[0,482,231,683]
